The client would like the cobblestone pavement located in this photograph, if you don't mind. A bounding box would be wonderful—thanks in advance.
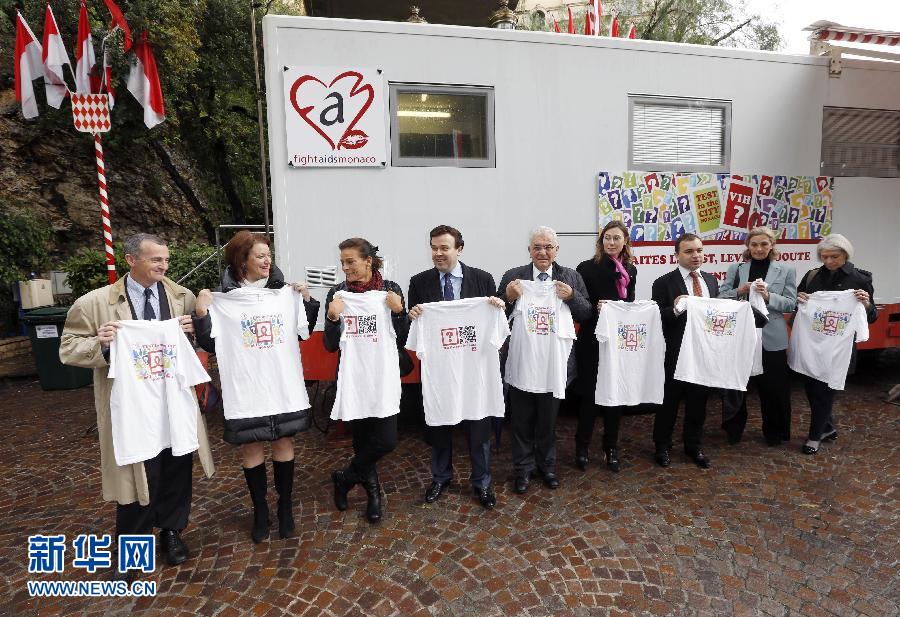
[1,352,898,617]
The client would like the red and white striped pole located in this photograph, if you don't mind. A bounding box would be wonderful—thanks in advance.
[94,133,117,283]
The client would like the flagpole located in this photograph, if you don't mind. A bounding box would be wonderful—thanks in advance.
[94,133,117,283]
[250,1,272,242]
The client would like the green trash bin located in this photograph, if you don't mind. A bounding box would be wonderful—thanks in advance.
[21,306,93,391]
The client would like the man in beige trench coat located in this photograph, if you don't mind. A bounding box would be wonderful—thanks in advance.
[60,233,214,575]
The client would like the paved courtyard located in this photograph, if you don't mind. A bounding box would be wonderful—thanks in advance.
[1,352,898,616]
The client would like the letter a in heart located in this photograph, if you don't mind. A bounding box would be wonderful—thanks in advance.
[290,71,374,150]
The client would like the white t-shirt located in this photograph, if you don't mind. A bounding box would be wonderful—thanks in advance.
[406,297,510,426]
[594,300,665,406]
[208,286,310,420]
[788,290,869,390]
[505,280,576,399]
[749,283,769,376]
[673,296,757,390]
[109,319,210,465]
[331,290,402,421]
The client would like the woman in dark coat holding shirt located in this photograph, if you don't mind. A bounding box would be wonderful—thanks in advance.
[573,221,637,472]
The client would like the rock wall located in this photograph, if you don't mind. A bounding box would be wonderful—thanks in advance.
[0,89,213,264]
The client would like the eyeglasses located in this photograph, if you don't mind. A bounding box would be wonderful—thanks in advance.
[530,244,557,253]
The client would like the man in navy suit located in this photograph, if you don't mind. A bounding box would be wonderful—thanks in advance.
[408,225,504,509]
[651,233,720,469]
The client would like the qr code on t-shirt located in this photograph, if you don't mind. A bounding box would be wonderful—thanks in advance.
[457,325,476,344]
[357,315,377,334]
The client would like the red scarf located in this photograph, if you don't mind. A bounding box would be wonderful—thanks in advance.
[346,269,384,293]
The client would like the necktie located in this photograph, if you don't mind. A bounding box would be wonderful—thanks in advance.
[689,271,703,297]
[538,272,549,281]
[143,287,156,320]
[443,273,454,301]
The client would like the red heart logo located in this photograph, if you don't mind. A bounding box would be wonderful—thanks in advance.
[289,71,373,151]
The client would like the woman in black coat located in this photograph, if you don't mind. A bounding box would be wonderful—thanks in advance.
[574,221,637,472]
[324,237,409,524]
[194,230,320,543]
[796,234,877,455]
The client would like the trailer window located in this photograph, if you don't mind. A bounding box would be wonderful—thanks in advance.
[628,96,731,173]
[821,107,900,178]
[390,84,495,167]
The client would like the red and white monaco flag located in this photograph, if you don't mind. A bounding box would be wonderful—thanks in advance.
[42,4,72,108]
[628,23,636,39]
[75,0,96,94]
[14,12,43,119]
[102,0,132,52]
[127,34,165,128]
[593,0,603,36]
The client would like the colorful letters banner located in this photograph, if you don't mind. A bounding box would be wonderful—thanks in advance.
[597,172,834,242]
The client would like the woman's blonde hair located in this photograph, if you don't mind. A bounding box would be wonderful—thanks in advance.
[742,226,779,261]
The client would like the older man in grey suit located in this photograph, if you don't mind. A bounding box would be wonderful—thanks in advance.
[498,226,591,493]
[718,226,797,446]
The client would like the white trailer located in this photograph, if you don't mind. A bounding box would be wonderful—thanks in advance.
[262,15,900,374]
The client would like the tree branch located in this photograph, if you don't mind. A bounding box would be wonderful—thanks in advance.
[711,18,753,45]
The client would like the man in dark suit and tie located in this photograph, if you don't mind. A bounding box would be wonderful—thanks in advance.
[497,226,591,493]
[408,225,504,509]
[651,233,719,469]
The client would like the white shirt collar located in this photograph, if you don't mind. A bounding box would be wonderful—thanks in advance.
[126,273,155,296]
[442,261,463,279]
[678,265,700,281]
[532,264,553,280]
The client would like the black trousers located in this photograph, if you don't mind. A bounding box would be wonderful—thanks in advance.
[347,415,398,479]
[115,448,193,537]
[653,367,709,453]
[722,349,792,442]
[575,398,622,453]
[804,376,837,441]
[509,386,560,476]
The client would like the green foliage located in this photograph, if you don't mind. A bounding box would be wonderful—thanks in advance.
[516,0,782,50]
[166,243,220,292]
[0,209,53,333]
[60,243,220,300]
[60,245,127,301]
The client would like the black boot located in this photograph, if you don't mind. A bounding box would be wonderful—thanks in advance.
[605,448,621,473]
[331,467,358,512]
[362,470,383,524]
[272,459,296,539]
[242,463,270,543]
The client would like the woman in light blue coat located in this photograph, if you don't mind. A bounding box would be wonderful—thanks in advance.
[719,226,797,446]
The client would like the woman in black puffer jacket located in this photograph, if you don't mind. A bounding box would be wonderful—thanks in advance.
[194,230,319,543]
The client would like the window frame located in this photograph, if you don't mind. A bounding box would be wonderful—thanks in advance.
[628,95,732,174]
[821,105,900,178]
[389,83,496,168]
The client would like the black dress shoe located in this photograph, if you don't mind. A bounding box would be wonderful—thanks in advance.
[474,485,497,509]
[424,480,450,504]
[575,451,589,471]
[605,448,621,473]
[687,451,711,469]
[513,474,530,494]
[822,430,838,442]
[159,529,188,566]
[765,436,782,447]
[654,449,671,468]
[542,472,560,489]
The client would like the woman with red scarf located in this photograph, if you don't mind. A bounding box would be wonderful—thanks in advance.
[573,221,638,473]
[323,237,409,523]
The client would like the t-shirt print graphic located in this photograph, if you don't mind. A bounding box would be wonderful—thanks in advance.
[132,344,177,381]
[617,323,648,350]
[703,309,737,336]
[240,313,285,348]
[526,305,556,335]
[343,314,378,340]
[440,325,477,350]
[812,309,850,336]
